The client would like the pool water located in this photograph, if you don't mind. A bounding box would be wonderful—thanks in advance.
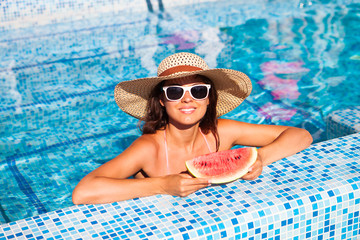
[1,0,360,223]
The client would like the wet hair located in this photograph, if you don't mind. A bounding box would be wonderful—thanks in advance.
[140,75,220,151]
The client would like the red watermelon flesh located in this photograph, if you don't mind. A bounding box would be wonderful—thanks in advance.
[185,147,257,184]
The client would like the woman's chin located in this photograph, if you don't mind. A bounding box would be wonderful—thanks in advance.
[168,117,201,129]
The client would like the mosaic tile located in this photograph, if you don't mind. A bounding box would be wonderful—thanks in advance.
[1,133,359,239]
[327,106,360,140]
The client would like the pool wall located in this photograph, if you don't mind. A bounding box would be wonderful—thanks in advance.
[327,107,360,140]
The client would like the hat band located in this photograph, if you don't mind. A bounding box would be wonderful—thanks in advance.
[159,65,203,77]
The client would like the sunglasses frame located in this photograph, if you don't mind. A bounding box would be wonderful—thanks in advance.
[162,84,211,101]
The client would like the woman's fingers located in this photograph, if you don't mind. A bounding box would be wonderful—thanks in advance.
[242,167,261,180]
[241,156,263,180]
[178,174,211,195]
[179,179,210,197]
[161,174,211,197]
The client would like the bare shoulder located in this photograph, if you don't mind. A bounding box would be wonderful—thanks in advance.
[217,118,312,148]
[216,119,248,148]
[88,133,161,179]
[217,118,243,128]
[217,118,248,134]
[125,133,160,160]
[217,118,288,134]
[217,118,287,147]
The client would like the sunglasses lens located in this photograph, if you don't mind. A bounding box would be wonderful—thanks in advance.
[191,86,208,99]
[166,87,184,100]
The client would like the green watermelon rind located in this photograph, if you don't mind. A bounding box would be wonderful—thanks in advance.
[185,147,258,184]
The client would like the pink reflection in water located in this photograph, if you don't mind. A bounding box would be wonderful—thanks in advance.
[258,102,297,121]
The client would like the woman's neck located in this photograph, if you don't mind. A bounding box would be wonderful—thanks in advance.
[165,123,201,152]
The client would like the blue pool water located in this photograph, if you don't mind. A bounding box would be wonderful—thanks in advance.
[1,0,360,224]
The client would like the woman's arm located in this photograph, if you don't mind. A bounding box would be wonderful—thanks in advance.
[73,174,163,204]
[254,126,313,166]
[72,136,210,204]
[72,173,210,204]
[72,136,157,204]
[218,119,313,179]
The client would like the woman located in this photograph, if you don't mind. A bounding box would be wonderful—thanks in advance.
[72,52,312,204]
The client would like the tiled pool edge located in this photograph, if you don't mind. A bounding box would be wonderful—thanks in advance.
[327,106,360,140]
[1,133,359,239]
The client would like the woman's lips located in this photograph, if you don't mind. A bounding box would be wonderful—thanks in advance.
[179,107,196,114]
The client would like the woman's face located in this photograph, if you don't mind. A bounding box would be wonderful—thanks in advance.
[160,76,210,128]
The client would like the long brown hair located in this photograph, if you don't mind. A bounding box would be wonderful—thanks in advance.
[140,75,220,151]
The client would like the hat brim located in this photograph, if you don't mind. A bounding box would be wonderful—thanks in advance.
[114,69,252,119]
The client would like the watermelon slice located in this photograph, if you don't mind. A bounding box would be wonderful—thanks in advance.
[185,147,258,184]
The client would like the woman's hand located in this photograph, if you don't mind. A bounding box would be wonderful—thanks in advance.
[241,155,263,180]
[159,173,211,197]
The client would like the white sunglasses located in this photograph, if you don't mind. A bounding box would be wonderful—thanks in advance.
[162,84,211,101]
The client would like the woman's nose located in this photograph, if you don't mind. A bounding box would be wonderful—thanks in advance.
[181,90,193,102]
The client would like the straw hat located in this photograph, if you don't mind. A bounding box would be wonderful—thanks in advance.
[114,52,252,119]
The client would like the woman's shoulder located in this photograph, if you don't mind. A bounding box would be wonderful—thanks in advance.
[113,132,161,169]
[129,131,163,154]
[217,118,245,130]
[217,119,253,141]
[217,118,270,136]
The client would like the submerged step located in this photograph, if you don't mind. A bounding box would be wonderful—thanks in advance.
[0,117,139,223]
